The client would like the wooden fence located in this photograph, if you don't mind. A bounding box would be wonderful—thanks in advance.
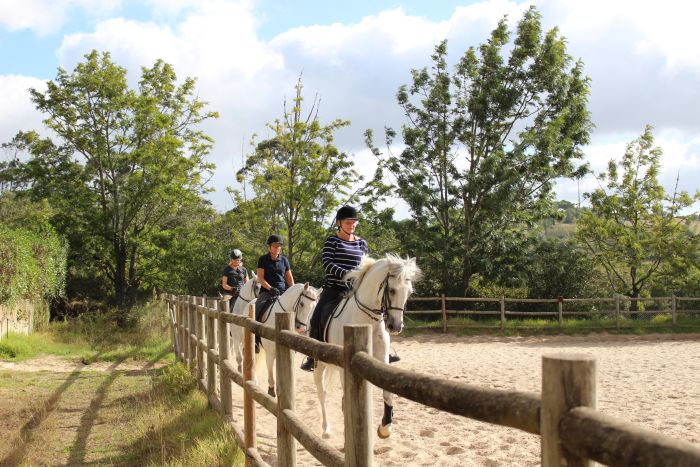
[406,295,700,332]
[163,294,700,466]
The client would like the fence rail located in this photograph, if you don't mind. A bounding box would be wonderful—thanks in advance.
[163,294,700,466]
[405,294,700,332]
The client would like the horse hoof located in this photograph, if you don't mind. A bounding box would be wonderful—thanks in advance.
[377,424,391,439]
[322,431,331,439]
[268,387,276,398]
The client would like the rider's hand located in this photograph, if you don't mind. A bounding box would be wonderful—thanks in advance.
[270,287,281,296]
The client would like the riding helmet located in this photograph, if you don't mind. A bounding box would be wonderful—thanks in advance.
[267,234,284,245]
[336,205,359,221]
[229,249,243,260]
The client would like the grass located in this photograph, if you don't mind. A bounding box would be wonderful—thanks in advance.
[0,300,243,466]
[0,301,175,364]
[404,313,700,336]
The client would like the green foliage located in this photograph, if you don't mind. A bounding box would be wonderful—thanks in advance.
[5,50,218,306]
[576,126,700,305]
[157,362,197,398]
[231,77,361,281]
[523,238,608,299]
[0,194,67,306]
[369,6,592,295]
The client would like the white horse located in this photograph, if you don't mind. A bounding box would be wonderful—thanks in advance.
[259,282,321,397]
[228,276,261,373]
[314,254,421,439]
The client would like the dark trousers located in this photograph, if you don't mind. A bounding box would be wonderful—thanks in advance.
[254,289,279,347]
[224,294,238,312]
[309,286,345,341]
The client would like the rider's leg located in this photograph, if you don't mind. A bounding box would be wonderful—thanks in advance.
[254,291,272,353]
[301,287,342,371]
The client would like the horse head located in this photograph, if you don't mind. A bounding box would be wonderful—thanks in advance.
[347,254,421,334]
[278,282,321,333]
[241,275,261,301]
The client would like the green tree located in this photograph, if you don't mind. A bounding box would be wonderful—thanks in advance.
[232,78,358,280]
[368,7,591,295]
[576,125,700,309]
[5,50,217,306]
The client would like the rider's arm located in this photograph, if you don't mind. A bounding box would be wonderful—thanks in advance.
[285,269,294,288]
[221,275,231,291]
[257,267,272,291]
[322,237,350,280]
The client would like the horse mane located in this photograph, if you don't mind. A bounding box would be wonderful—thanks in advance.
[345,254,421,287]
[345,255,376,288]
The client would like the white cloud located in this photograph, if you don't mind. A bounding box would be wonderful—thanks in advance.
[0,0,121,35]
[0,75,47,146]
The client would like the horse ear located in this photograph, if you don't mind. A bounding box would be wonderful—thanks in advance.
[304,282,309,290]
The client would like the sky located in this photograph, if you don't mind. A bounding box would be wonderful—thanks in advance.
[1,0,699,216]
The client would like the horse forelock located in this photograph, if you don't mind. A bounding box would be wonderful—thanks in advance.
[385,253,422,283]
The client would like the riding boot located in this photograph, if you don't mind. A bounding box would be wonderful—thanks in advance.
[389,353,401,363]
[255,335,261,354]
[300,356,314,371]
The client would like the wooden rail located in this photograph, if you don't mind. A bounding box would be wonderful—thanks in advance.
[164,294,700,466]
[405,294,700,331]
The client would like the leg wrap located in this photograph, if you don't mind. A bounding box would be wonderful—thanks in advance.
[382,401,393,426]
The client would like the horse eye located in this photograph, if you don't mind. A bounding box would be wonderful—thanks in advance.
[389,288,396,295]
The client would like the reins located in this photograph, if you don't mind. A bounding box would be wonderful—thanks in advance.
[351,274,407,322]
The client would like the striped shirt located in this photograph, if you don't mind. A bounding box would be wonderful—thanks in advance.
[322,235,369,289]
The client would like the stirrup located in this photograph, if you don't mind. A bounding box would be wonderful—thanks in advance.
[300,356,314,372]
[389,353,401,363]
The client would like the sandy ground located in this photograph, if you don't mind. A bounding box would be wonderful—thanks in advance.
[3,333,698,466]
[239,333,700,466]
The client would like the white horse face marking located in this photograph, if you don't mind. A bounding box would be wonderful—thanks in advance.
[385,277,412,334]
[294,286,319,333]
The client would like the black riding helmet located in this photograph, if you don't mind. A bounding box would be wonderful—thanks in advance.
[336,205,359,221]
[229,249,243,260]
[267,234,284,245]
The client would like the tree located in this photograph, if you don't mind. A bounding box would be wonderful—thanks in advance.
[5,50,217,306]
[232,78,359,280]
[368,7,592,295]
[576,125,700,309]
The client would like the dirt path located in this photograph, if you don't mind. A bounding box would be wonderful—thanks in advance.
[0,356,166,466]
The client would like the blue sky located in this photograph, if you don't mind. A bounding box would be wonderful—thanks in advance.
[1,0,699,215]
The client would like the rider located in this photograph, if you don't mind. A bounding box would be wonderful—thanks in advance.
[222,249,248,312]
[255,234,294,352]
[301,206,369,371]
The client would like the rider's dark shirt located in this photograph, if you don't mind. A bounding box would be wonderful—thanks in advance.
[222,266,247,294]
[257,253,291,291]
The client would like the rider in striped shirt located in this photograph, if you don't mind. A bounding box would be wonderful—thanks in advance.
[301,206,368,371]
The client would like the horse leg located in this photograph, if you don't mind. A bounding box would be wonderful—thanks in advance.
[231,327,243,373]
[265,341,276,397]
[374,328,394,439]
[314,363,332,438]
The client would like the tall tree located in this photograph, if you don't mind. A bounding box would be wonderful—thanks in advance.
[576,125,699,309]
[6,50,217,305]
[233,78,358,280]
[368,7,591,295]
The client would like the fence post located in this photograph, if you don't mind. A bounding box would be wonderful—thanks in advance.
[615,295,621,330]
[244,303,256,465]
[541,354,596,467]
[500,295,505,333]
[441,294,447,334]
[188,296,196,371]
[218,300,232,417]
[195,297,204,383]
[558,297,564,328]
[276,312,296,467]
[168,297,180,359]
[672,293,677,326]
[206,299,216,400]
[343,324,373,467]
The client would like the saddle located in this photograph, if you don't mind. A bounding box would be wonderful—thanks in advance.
[257,297,276,324]
[320,295,348,343]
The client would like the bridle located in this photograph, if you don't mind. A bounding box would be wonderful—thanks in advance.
[237,280,260,304]
[276,289,318,329]
[353,274,408,322]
